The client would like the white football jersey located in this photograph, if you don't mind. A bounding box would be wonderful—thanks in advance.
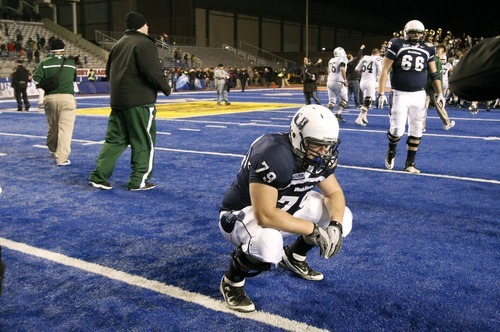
[356,55,382,83]
[357,55,383,100]
[327,56,348,82]
[441,62,452,88]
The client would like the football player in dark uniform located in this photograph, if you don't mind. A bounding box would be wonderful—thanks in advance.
[218,105,353,312]
[377,20,445,173]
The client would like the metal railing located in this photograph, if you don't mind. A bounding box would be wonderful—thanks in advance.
[238,41,296,69]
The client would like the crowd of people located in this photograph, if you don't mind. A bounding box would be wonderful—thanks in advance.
[161,64,293,93]
[1,24,86,68]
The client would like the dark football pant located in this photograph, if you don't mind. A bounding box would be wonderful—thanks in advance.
[14,86,30,110]
[89,104,156,189]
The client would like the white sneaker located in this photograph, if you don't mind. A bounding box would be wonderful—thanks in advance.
[443,120,455,130]
[404,163,420,174]
[355,116,366,126]
[468,105,478,115]
[362,113,369,124]
[57,160,71,166]
[385,151,395,170]
[220,277,255,312]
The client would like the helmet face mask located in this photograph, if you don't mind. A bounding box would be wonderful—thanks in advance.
[290,105,341,173]
[404,20,425,44]
[301,137,339,172]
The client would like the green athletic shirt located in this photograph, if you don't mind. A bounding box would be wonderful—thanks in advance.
[32,54,77,95]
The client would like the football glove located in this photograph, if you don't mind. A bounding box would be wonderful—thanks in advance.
[325,221,343,258]
[377,93,387,109]
[435,93,446,109]
[306,224,332,258]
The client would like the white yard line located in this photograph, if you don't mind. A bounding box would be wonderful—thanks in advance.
[0,237,327,332]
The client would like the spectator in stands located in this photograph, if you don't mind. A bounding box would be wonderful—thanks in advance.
[207,67,215,90]
[7,40,14,59]
[32,39,77,166]
[0,42,6,60]
[88,68,96,82]
[253,69,260,86]
[34,48,40,65]
[25,37,36,51]
[171,67,180,92]
[15,29,23,44]
[188,68,196,90]
[173,48,180,66]
[278,68,290,88]
[14,40,23,58]
[161,33,170,45]
[262,68,271,87]
[190,54,195,68]
[196,67,206,88]
[238,68,249,92]
[74,55,81,67]
[11,59,31,112]
[88,12,171,191]
[38,35,46,52]
[26,47,33,64]
[247,66,254,87]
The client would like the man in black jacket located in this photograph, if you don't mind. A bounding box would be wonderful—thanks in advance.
[346,45,365,108]
[11,60,31,112]
[303,57,322,105]
[89,12,171,191]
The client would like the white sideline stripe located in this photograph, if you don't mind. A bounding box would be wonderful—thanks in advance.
[206,125,227,128]
[156,147,244,158]
[0,237,327,332]
[179,128,201,131]
[156,148,500,184]
[2,126,497,141]
[2,133,498,184]
[338,165,500,185]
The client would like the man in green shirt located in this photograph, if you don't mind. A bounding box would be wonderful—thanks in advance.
[32,39,77,166]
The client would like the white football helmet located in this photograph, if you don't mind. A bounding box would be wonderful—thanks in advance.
[404,20,425,44]
[290,105,340,172]
[333,47,346,58]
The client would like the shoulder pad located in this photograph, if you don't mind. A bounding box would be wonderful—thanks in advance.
[425,42,434,47]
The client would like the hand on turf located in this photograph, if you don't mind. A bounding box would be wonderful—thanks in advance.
[306,224,332,258]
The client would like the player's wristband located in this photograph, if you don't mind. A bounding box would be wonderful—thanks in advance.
[329,220,343,233]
